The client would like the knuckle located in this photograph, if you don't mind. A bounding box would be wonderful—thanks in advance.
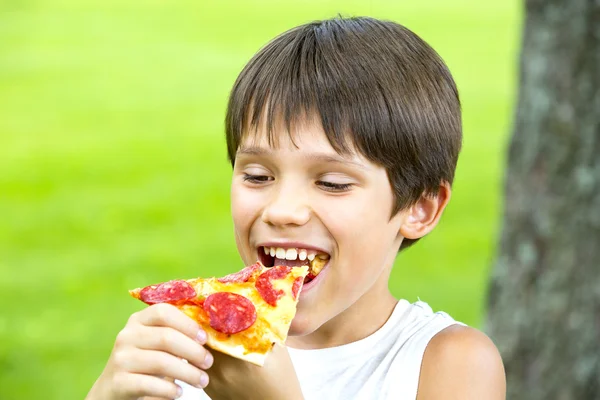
[128,377,145,397]
[111,372,130,394]
[157,330,172,348]
[114,329,130,347]
[118,373,145,397]
[152,303,171,320]
[111,349,129,370]
[127,311,140,325]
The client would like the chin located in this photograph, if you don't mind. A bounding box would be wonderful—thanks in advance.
[288,311,320,337]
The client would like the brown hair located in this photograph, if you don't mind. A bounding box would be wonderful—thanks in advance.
[225,16,462,250]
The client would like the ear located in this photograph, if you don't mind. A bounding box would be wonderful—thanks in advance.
[399,182,452,240]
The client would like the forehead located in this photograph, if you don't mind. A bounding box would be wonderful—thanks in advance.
[238,114,357,156]
[236,123,376,172]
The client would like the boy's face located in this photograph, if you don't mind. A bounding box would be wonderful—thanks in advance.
[230,119,407,337]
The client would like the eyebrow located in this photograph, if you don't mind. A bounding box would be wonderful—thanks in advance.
[236,146,367,170]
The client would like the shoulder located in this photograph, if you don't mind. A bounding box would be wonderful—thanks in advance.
[416,324,506,400]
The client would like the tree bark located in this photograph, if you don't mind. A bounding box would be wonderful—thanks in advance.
[486,1,600,399]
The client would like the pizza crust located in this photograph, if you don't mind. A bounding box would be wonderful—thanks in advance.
[206,335,272,366]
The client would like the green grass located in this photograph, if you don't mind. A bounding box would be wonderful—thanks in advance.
[0,1,519,398]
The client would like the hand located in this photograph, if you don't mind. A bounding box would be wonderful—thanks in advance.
[204,344,303,400]
[86,303,214,400]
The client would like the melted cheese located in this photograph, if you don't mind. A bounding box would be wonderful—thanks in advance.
[310,257,327,275]
[183,264,308,366]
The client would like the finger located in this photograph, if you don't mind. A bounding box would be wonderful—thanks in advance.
[141,397,173,400]
[125,349,209,389]
[135,303,207,343]
[136,326,213,369]
[139,376,176,400]
[114,373,182,399]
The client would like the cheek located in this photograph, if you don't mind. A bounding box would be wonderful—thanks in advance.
[319,193,397,284]
[230,185,248,229]
[321,194,394,255]
[230,184,263,254]
[230,182,262,223]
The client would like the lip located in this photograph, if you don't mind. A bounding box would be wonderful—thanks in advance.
[298,259,330,296]
[256,241,330,255]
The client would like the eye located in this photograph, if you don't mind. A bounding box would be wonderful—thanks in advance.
[243,173,273,184]
[317,180,353,192]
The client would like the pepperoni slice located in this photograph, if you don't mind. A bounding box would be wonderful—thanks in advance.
[218,263,262,284]
[255,266,292,306]
[292,276,304,300]
[139,280,196,305]
[304,272,317,283]
[203,292,257,334]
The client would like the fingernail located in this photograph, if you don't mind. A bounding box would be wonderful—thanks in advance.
[197,372,209,388]
[203,352,214,368]
[196,329,206,343]
[176,385,183,398]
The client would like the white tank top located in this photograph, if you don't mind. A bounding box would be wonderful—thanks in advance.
[179,299,462,400]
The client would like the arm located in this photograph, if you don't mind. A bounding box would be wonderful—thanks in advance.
[416,325,506,400]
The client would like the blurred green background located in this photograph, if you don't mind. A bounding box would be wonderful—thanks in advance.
[0,0,519,398]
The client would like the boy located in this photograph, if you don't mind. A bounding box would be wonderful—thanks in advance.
[87,16,505,400]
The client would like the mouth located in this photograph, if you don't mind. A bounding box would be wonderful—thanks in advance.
[257,245,330,285]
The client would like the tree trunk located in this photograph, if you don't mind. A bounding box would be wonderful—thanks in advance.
[486,1,600,399]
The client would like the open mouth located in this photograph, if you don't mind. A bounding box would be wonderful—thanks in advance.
[258,246,330,284]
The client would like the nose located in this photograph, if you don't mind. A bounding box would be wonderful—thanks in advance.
[261,183,311,227]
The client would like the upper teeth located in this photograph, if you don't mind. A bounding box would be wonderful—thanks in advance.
[299,249,307,260]
[263,246,329,262]
[276,248,286,259]
[285,248,297,260]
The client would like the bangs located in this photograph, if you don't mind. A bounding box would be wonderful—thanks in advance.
[226,18,391,163]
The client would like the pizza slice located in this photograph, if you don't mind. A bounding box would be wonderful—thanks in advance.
[129,262,309,366]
